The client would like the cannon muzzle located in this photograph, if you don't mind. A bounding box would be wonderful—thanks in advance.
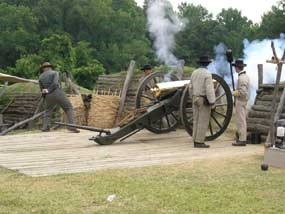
[151,79,217,97]
[151,80,190,97]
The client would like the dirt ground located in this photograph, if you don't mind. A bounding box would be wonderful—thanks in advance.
[0,129,264,177]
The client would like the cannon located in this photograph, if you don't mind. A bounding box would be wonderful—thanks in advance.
[56,71,233,145]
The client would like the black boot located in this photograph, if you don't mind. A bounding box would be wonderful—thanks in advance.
[194,142,210,148]
[232,140,246,146]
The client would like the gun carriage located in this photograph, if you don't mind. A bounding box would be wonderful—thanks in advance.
[57,72,233,145]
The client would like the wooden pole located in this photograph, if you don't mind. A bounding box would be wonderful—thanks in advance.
[257,64,263,89]
[0,110,46,136]
[63,72,81,95]
[114,60,136,126]
[265,41,285,146]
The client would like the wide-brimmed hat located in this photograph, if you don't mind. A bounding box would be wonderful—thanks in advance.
[232,59,247,67]
[140,64,152,71]
[40,62,53,70]
[197,55,212,64]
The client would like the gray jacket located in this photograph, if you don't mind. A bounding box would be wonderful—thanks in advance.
[39,68,60,93]
[190,68,216,105]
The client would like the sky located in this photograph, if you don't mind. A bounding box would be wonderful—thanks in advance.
[135,0,280,23]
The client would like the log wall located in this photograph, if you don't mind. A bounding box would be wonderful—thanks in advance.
[2,93,41,125]
[247,84,285,142]
[96,73,142,112]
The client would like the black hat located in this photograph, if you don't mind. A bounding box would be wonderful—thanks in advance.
[140,64,152,71]
[232,59,247,67]
[197,55,212,64]
[40,62,53,70]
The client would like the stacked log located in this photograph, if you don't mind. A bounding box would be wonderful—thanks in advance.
[247,84,285,142]
[2,93,41,125]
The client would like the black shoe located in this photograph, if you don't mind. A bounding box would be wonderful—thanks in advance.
[41,128,50,132]
[232,140,246,146]
[194,142,210,148]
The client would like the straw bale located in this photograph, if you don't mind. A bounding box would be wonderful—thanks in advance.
[61,95,87,125]
[88,94,120,128]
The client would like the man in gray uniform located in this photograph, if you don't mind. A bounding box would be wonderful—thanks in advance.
[232,59,250,146]
[190,56,216,148]
[39,62,79,133]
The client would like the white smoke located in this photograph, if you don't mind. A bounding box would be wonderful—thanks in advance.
[243,33,285,104]
[147,0,186,66]
[209,34,285,105]
[208,43,234,87]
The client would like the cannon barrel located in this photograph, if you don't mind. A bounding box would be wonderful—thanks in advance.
[151,79,217,97]
[151,80,190,97]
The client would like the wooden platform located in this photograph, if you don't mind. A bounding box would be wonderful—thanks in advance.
[0,130,263,177]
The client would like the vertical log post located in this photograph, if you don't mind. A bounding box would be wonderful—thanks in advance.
[266,41,285,146]
[114,60,136,126]
[257,64,263,89]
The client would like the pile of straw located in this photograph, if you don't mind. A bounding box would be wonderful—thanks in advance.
[87,94,120,129]
[61,95,87,125]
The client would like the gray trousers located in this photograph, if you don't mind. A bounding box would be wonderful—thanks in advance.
[236,99,247,141]
[43,89,74,129]
[192,97,211,143]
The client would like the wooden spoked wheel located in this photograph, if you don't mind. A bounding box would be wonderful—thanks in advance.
[180,73,233,141]
[135,72,179,134]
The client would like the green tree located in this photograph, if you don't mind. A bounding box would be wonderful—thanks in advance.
[258,0,285,38]
[32,0,151,72]
[40,33,75,72]
[10,54,43,79]
[0,3,39,68]
[72,41,105,89]
[215,8,254,57]
[73,60,105,89]
[0,0,39,7]
[175,3,217,65]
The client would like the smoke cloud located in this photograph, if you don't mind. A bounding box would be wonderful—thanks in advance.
[243,33,285,104]
[209,34,285,105]
[147,0,186,66]
[208,43,234,87]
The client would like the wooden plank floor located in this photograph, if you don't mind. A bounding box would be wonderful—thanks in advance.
[0,130,263,177]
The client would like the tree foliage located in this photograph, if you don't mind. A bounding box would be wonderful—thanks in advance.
[258,0,285,38]
[0,0,284,89]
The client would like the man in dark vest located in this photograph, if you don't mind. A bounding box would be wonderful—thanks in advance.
[189,55,216,148]
[39,62,80,133]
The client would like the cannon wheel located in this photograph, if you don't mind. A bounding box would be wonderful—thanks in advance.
[135,71,179,134]
[180,73,233,141]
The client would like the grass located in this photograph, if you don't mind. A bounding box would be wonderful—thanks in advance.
[0,156,285,214]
